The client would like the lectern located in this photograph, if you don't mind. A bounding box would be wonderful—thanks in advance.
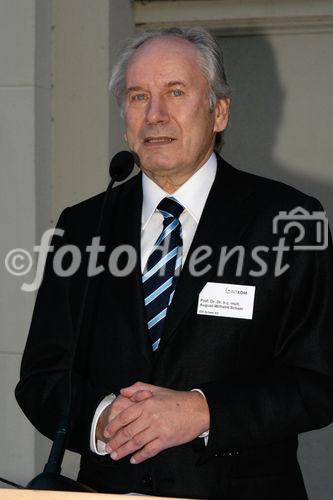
[0,490,194,500]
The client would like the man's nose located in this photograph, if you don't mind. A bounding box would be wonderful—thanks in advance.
[145,95,169,125]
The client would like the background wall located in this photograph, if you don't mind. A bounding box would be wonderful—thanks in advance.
[0,0,332,497]
[0,0,52,487]
[221,32,333,228]
[219,32,333,499]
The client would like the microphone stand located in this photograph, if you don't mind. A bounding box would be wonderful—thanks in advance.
[26,152,135,491]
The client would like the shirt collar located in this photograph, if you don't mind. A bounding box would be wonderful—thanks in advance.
[142,152,217,229]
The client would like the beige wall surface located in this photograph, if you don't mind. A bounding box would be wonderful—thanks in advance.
[51,0,111,223]
[0,0,52,488]
[221,32,333,225]
[51,0,134,223]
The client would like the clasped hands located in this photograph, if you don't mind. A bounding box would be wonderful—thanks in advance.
[96,381,210,464]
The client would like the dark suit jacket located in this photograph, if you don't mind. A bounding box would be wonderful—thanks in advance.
[16,155,333,499]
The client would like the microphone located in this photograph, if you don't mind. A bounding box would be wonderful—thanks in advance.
[109,150,136,181]
[27,151,135,492]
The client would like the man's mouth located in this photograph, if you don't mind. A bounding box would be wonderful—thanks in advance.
[143,136,176,145]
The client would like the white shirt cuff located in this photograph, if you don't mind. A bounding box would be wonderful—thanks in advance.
[90,393,116,455]
[191,388,210,444]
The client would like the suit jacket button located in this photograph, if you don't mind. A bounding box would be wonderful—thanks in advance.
[142,474,153,486]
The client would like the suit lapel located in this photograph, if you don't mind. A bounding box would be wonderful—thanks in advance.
[156,155,257,354]
[108,174,154,366]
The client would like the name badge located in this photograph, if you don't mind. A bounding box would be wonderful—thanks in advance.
[197,282,256,320]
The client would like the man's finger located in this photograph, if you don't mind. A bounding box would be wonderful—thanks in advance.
[108,395,134,422]
[120,382,156,397]
[104,404,142,438]
[107,412,151,451]
[130,389,153,402]
[107,426,154,461]
[130,438,162,464]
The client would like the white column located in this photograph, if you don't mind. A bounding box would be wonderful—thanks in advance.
[109,0,134,156]
[0,0,52,487]
[51,0,113,221]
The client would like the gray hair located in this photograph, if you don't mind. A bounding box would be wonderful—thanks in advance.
[109,27,232,151]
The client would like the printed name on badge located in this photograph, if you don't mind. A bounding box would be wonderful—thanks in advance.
[197,282,256,320]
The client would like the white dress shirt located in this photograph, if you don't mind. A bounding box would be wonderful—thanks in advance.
[90,152,217,454]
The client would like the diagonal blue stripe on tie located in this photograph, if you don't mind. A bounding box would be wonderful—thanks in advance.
[144,277,173,306]
[142,247,179,283]
[155,218,180,246]
[148,307,168,329]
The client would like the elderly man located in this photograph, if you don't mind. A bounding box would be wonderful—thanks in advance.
[16,27,333,499]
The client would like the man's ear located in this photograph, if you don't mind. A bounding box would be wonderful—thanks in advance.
[213,97,230,133]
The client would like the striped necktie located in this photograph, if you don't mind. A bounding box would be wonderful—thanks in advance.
[142,197,184,351]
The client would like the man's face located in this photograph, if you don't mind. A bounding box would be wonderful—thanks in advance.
[123,37,229,185]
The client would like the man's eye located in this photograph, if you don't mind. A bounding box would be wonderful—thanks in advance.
[170,89,183,97]
[131,94,147,102]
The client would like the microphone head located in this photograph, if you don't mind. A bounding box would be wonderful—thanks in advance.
[109,151,135,182]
